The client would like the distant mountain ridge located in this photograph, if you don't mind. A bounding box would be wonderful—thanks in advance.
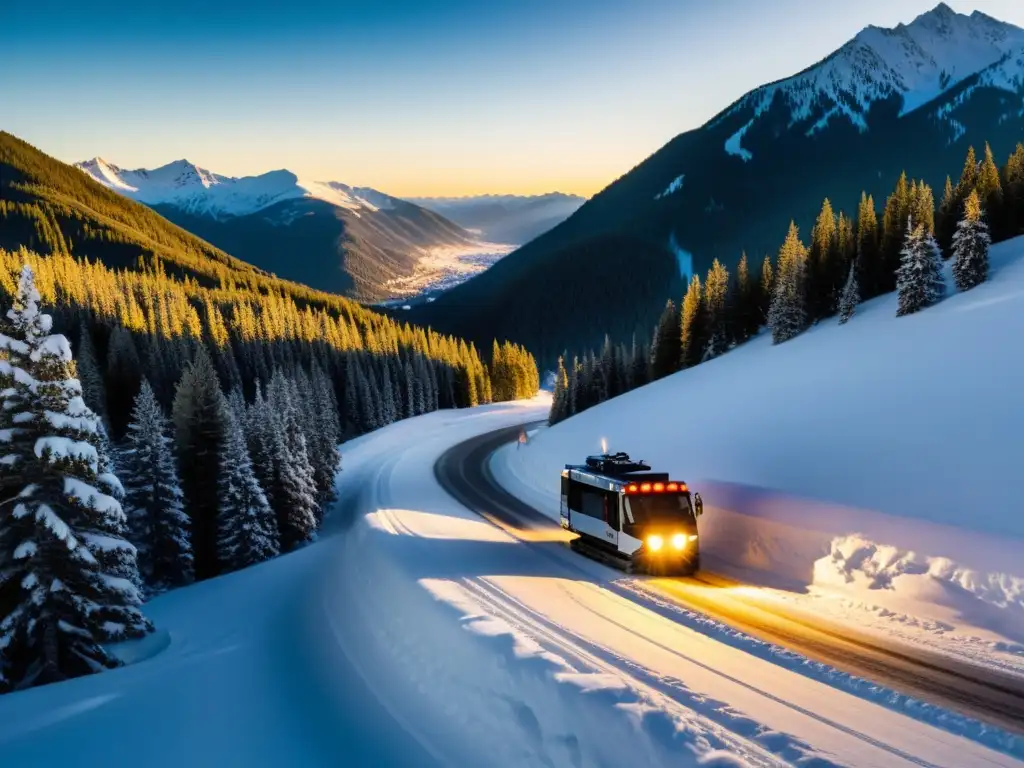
[405,192,585,245]
[76,157,402,219]
[412,2,1024,370]
[75,157,485,301]
[713,2,1024,159]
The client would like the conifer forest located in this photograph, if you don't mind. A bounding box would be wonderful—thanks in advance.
[549,142,1021,425]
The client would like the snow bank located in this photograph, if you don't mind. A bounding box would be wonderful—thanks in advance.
[494,235,1024,669]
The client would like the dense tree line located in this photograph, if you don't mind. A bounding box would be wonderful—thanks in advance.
[0,243,538,690]
[551,141,1017,425]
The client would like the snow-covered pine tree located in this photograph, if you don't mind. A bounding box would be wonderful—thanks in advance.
[172,345,224,580]
[838,262,860,325]
[342,357,362,437]
[358,366,379,433]
[122,379,193,592]
[412,356,428,416]
[0,265,150,689]
[217,399,279,572]
[549,355,569,425]
[227,386,247,427]
[309,363,341,504]
[267,371,319,548]
[768,222,808,344]
[403,360,416,419]
[897,218,945,316]
[245,382,277,504]
[952,189,991,292]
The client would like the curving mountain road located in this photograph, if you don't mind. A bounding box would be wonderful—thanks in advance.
[435,422,1024,738]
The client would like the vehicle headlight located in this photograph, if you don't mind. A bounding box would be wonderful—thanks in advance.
[647,534,663,552]
[671,533,686,550]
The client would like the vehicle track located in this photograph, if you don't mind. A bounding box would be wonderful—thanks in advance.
[434,422,1024,737]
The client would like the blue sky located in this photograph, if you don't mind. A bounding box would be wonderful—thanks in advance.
[4,0,1024,196]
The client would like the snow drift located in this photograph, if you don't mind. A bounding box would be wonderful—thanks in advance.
[495,234,1024,671]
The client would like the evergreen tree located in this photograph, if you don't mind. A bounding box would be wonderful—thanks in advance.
[217,402,279,572]
[768,222,808,344]
[549,355,569,425]
[896,219,944,316]
[834,212,855,311]
[952,190,991,292]
[702,261,729,361]
[568,356,582,417]
[76,321,106,426]
[122,379,193,592]
[105,326,142,439]
[267,371,318,549]
[759,255,774,322]
[1002,143,1024,238]
[629,336,648,391]
[908,181,935,234]
[936,176,957,258]
[650,299,681,380]
[733,252,756,342]
[0,266,150,689]
[245,381,277,502]
[880,172,912,295]
[807,198,836,321]
[955,145,979,200]
[977,142,1004,233]
[856,192,880,298]
[838,262,859,325]
[679,274,707,367]
[172,346,224,580]
[308,363,341,504]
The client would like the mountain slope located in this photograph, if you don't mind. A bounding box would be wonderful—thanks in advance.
[405,193,585,245]
[496,234,1024,689]
[0,131,449,319]
[0,132,270,286]
[76,158,483,300]
[412,3,1024,369]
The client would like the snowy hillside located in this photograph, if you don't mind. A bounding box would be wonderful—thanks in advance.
[496,234,1024,679]
[716,3,1024,159]
[4,397,1023,765]
[75,157,399,219]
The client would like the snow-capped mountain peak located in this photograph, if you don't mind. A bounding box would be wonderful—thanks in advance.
[715,3,1024,160]
[74,158,394,219]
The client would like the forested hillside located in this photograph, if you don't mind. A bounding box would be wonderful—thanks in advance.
[549,140,1024,423]
[0,132,539,691]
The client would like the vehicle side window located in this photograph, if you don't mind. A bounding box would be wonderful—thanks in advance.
[568,481,583,513]
[608,495,620,531]
[580,488,605,519]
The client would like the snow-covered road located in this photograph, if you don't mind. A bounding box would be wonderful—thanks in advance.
[2,398,1022,766]
[329,403,1022,766]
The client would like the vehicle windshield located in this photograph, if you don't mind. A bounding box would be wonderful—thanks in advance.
[625,494,695,529]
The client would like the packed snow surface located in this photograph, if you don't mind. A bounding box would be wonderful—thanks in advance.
[75,157,400,219]
[495,234,1024,680]
[4,395,1021,765]
[712,4,1024,140]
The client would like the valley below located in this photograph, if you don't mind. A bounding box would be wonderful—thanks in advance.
[376,240,517,307]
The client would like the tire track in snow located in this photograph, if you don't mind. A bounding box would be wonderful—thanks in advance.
[465,577,948,768]
[435,423,1024,762]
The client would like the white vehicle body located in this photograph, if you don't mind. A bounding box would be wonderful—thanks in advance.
[559,458,702,574]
